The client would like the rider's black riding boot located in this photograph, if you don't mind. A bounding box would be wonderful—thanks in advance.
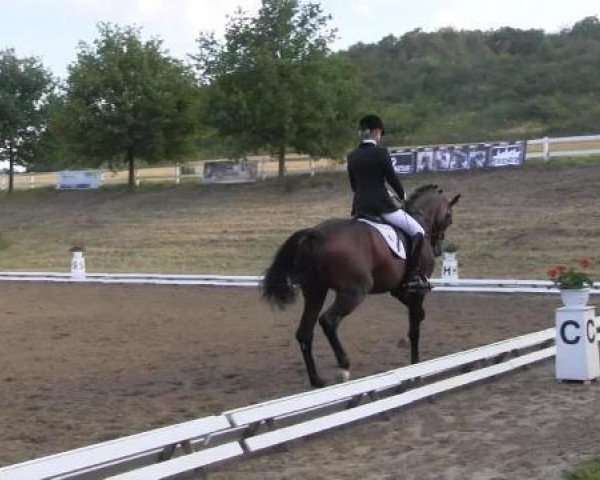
[404,233,431,291]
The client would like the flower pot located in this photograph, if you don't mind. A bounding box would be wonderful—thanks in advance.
[559,288,590,308]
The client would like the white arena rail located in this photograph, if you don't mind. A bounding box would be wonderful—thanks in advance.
[0,272,598,294]
[0,416,234,480]
[0,325,561,479]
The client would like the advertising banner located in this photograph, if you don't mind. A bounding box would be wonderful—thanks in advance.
[390,150,415,175]
[487,142,527,167]
[468,145,488,168]
[389,140,526,175]
[415,149,434,173]
[56,170,103,189]
[203,160,259,184]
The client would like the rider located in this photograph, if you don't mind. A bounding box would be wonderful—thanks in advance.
[347,114,430,290]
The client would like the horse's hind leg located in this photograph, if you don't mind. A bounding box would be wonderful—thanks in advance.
[296,285,328,388]
[319,288,367,381]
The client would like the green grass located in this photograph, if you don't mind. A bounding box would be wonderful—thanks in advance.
[0,161,598,277]
[0,231,9,251]
[566,458,600,479]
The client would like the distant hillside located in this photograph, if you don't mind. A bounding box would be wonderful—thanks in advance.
[339,16,600,146]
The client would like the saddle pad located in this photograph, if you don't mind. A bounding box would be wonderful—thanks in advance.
[357,218,406,259]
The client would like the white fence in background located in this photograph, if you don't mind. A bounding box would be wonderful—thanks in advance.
[1,133,599,191]
[527,134,600,159]
[0,272,598,294]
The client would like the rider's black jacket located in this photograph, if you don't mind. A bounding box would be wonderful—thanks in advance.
[347,141,405,217]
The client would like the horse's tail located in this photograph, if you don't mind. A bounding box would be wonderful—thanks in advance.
[262,228,322,309]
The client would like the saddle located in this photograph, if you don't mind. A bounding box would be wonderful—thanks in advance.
[354,214,411,259]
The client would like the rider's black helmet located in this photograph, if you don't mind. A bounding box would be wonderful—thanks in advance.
[359,114,385,136]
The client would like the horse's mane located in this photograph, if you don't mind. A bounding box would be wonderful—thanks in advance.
[405,184,440,212]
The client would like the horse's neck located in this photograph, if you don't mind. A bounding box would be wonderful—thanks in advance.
[408,205,434,233]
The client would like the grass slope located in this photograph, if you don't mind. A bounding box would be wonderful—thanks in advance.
[0,159,598,278]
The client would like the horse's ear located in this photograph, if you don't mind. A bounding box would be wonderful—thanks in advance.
[449,194,461,206]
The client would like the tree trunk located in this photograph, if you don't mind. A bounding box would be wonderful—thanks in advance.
[8,141,14,193]
[277,142,286,178]
[127,147,136,190]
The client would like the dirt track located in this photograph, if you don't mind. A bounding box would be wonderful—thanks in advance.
[2,282,600,479]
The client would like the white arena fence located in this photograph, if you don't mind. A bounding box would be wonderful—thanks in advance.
[527,134,600,159]
[0,271,598,295]
[2,133,599,191]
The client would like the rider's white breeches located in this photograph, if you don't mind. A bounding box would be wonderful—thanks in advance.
[382,210,425,237]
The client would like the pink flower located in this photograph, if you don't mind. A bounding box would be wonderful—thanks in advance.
[580,258,592,268]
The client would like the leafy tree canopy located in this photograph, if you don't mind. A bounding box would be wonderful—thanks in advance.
[0,48,53,191]
[340,16,600,145]
[58,23,200,187]
[194,0,364,177]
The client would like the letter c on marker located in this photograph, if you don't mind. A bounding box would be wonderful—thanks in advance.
[587,319,596,343]
[560,320,580,345]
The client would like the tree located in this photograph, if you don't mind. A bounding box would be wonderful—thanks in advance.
[194,0,363,177]
[31,93,83,172]
[0,49,53,192]
[338,16,600,144]
[61,23,200,188]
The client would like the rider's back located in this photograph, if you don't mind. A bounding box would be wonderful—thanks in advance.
[347,144,401,217]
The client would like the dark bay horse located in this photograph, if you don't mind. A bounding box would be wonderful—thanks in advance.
[263,185,460,387]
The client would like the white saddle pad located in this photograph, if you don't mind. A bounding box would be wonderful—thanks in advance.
[357,218,406,259]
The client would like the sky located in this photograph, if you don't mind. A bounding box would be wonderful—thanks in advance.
[1,0,598,79]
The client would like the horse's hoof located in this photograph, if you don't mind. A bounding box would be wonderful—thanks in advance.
[336,369,351,383]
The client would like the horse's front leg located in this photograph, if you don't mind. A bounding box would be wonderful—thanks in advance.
[391,289,426,364]
[407,293,426,364]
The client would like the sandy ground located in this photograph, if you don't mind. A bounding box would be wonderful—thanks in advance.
[1,283,600,479]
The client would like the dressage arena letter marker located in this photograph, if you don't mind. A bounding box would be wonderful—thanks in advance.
[441,254,458,281]
[555,305,600,382]
[70,250,86,280]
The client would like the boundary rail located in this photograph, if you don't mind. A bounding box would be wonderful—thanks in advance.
[0,272,598,294]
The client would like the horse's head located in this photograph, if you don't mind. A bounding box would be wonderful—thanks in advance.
[406,185,461,257]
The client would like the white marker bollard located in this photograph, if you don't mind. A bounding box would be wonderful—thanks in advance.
[555,304,599,382]
[70,248,86,280]
[442,252,458,281]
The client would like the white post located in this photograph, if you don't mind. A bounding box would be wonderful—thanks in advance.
[175,163,181,185]
[555,305,599,382]
[30,174,35,189]
[310,158,315,177]
[441,253,458,281]
[70,250,86,280]
[135,169,140,187]
[542,136,550,161]
[0,175,4,191]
